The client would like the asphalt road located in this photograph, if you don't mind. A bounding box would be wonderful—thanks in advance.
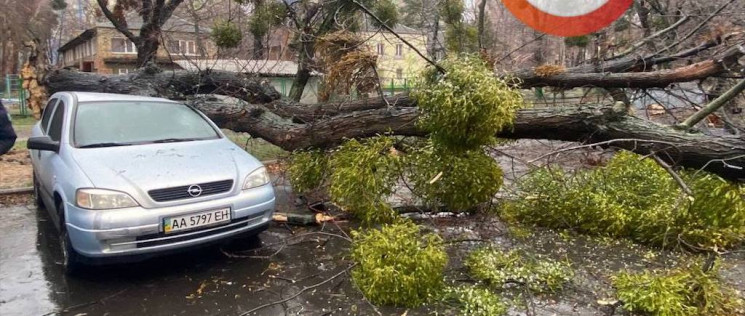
[0,195,387,316]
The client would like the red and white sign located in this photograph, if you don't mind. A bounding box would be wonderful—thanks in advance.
[503,0,634,37]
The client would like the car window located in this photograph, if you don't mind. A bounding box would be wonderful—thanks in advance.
[48,101,65,142]
[40,98,58,133]
[74,101,220,147]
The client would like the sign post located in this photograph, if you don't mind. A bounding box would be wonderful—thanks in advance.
[503,0,634,37]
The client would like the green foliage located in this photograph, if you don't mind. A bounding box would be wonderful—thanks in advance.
[288,150,327,193]
[613,261,743,316]
[211,20,243,48]
[502,151,745,250]
[465,248,573,293]
[413,56,523,151]
[350,221,448,307]
[408,145,503,210]
[328,136,400,225]
[371,0,399,28]
[445,286,507,316]
[444,24,479,53]
[248,2,286,37]
[564,36,590,48]
[439,0,464,24]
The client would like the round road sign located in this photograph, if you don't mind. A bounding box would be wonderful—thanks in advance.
[503,0,634,37]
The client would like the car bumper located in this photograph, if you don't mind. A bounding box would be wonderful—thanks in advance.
[64,184,275,259]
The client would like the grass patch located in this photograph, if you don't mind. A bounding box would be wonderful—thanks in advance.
[501,151,745,251]
[11,140,27,151]
[10,114,37,126]
[222,129,287,161]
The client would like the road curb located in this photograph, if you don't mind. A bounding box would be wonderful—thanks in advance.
[0,187,33,195]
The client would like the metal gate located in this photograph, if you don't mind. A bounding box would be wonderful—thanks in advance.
[2,74,29,116]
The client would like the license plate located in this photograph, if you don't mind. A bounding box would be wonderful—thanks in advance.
[163,208,231,234]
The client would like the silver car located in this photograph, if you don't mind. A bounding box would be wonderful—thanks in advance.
[28,92,275,274]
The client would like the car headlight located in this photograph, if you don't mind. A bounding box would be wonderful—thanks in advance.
[243,167,270,190]
[76,188,139,210]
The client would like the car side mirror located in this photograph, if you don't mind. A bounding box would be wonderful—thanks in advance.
[27,136,60,153]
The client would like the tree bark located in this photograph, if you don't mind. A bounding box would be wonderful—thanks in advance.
[44,69,745,181]
[510,40,745,89]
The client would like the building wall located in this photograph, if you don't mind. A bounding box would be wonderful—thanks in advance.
[363,32,428,92]
[60,27,218,74]
[267,76,320,104]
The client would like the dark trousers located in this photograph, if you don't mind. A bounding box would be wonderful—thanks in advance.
[0,137,16,155]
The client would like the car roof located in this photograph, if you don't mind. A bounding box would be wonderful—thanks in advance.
[63,92,180,104]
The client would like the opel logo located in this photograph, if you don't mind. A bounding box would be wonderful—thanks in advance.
[187,185,203,197]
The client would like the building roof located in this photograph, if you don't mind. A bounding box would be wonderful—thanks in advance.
[360,16,422,35]
[174,59,318,77]
[96,11,211,33]
[59,29,96,52]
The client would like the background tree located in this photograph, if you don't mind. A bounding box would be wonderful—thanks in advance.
[95,0,185,67]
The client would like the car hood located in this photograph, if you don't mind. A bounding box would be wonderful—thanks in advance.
[71,139,262,201]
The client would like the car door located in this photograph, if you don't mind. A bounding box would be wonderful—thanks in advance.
[37,99,66,212]
[31,98,58,198]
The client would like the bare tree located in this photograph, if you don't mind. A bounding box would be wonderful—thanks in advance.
[95,0,185,67]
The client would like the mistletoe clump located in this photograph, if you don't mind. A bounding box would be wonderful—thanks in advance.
[211,20,242,48]
[413,56,523,151]
[350,220,447,307]
[327,136,400,225]
[407,145,503,211]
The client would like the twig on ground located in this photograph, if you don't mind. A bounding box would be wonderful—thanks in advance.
[238,263,356,315]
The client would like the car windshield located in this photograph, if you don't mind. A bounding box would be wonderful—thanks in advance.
[74,101,220,148]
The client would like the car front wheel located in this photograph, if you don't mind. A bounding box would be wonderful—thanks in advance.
[58,204,83,276]
[32,174,44,210]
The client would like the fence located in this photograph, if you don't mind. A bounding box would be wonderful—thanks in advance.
[1,75,29,116]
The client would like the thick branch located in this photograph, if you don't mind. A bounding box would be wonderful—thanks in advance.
[192,98,745,181]
[44,69,745,181]
[680,79,745,128]
[512,42,745,89]
[44,69,281,104]
[95,0,139,43]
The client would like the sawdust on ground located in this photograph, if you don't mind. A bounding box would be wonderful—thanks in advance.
[0,149,32,189]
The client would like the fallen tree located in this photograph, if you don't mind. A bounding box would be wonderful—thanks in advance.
[43,67,745,181]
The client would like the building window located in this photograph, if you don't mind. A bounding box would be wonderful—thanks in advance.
[111,38,136,53]
[117,68,130,75]
[396,68,403,79]
[168,40,197,55]
[395,44,403,57]
[376,43,385,56]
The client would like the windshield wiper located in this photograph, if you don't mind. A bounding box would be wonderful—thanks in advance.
[150,138,202,144]
[79,142,132,148]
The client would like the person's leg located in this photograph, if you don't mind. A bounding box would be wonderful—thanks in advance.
[0,137,16,155]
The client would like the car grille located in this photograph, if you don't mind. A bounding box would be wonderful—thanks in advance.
[148,180,234,202]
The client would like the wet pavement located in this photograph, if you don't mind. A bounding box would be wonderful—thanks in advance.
[2,148,744,316]
[0,201,390,316]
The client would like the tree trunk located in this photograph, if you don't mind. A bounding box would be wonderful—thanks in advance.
[136,31,160,67]
[288,34,312,101]
[253,34,265,59]
[43,69,745,181]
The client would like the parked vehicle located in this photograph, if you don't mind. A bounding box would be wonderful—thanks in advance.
[28,92,275,274]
